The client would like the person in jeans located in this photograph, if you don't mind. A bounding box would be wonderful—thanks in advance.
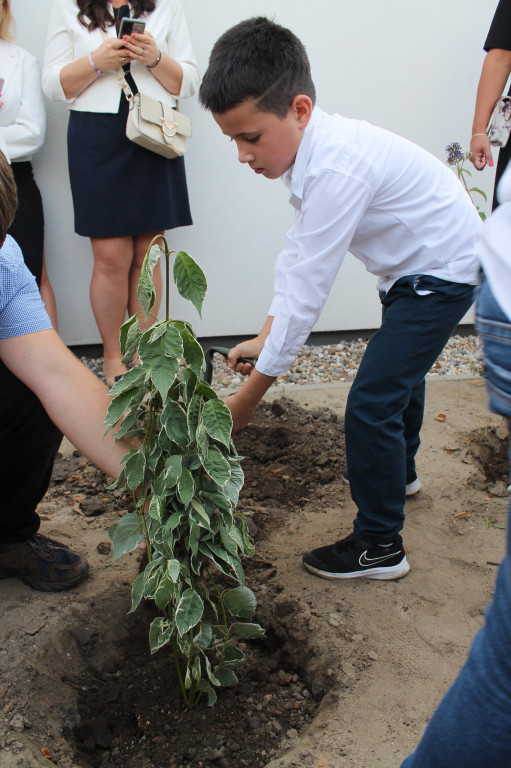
[199,17,482,580]
[0,149,135,592]
[400,167,511,768]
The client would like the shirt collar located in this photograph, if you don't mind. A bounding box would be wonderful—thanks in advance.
[281,106,323,207]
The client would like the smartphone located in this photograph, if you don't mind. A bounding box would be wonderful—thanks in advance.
[117,18,146,38]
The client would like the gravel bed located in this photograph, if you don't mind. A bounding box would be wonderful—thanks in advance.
[79,333,483,393]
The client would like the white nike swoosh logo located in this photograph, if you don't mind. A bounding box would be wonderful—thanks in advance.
[359,550,399,567]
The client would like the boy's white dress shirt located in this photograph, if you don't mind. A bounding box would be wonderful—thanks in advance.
[42,0,200,112]
[0,41,46,163]
[257,107,483,378]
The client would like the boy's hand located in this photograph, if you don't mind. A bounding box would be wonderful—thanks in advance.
[227,338,263,376]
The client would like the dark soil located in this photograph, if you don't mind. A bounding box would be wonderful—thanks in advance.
[43,398,348,768]
[38,398,507,768]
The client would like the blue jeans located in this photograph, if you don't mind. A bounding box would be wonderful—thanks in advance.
[401,278,511,767]
[345,275,475,542]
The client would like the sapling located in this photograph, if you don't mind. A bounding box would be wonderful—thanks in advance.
[106,236,264,707]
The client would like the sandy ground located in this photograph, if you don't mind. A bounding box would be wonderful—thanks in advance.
[0,376,509,768]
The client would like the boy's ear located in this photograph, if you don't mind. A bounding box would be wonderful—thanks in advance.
[291,95,313,128]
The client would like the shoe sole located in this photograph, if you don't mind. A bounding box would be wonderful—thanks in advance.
[342,475,421,497]
[303,556,410,581]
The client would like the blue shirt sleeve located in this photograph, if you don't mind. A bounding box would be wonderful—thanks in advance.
[0,235,52,338]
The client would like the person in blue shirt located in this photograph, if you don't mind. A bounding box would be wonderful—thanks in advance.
[0,149,134,591]
[199,17,482,581]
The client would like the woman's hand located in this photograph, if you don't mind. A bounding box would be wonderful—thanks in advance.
[89,37,130,71]
[469,133,494,170]
[122,31,160,68]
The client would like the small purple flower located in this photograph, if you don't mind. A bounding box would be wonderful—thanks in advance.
[446,142,465,165]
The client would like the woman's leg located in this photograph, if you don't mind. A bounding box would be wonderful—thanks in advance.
[128,231,164,330]
[90,235,134,383]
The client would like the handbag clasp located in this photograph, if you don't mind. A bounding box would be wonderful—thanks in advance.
[161,118,177,138]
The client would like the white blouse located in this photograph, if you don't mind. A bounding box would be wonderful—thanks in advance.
[0,41,46,163]
[42,0,200,112]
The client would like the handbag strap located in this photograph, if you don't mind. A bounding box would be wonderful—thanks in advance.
[117,68,136,103]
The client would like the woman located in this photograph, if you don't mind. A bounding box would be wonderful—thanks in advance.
[469,0,511,209]
[0,0,58,327]
[42,0,200,386]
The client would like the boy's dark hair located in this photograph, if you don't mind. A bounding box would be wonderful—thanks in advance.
[0,151,17,246]
[199,17,316,117]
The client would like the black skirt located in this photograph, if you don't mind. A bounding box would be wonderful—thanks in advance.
[67,95,193,238]
[8,161,44,285]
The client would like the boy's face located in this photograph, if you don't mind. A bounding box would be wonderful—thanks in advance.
[212,97,312,180]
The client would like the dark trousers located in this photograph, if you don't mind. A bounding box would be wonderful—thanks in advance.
[345,275,475,543]
[0,361,62,542]
[7,162,44,286]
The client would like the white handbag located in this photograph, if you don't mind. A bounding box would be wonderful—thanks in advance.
[486,95,511,149]
[118,71,192,159]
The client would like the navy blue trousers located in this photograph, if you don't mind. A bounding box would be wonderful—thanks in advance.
[0,361,62,542]
[346,275,475,543]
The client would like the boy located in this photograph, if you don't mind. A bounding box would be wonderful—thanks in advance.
[0,150,134,591]
[199,17,482,581]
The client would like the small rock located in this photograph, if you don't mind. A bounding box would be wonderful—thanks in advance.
[278,670,293,686]
[368,651,379,661]
[81,498,108,517]
[341,661,356,677]
[487,481,509,498]
[9,714,25,733]
[248,716,261,731]
[97,541,112,555]
[286,728,298,740]
[203,747,223,760]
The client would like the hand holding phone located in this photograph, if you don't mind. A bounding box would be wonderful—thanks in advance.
[117,18,146,39]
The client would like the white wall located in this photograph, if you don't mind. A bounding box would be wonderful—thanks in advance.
[12,0,499,345]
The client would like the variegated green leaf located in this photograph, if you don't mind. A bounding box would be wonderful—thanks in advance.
[223,586,256,619]
[109,512,143,559]
[201,399,233,448]
[175,588,203,636]
[173,251,207,318]
[138,243,162,317]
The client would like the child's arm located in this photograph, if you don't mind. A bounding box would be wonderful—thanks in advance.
[225,317,275,432]
[225,369,276,433]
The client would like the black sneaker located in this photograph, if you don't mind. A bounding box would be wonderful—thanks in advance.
[341,468,422,497]
[0,534,89,591]
[302,533,410,580]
